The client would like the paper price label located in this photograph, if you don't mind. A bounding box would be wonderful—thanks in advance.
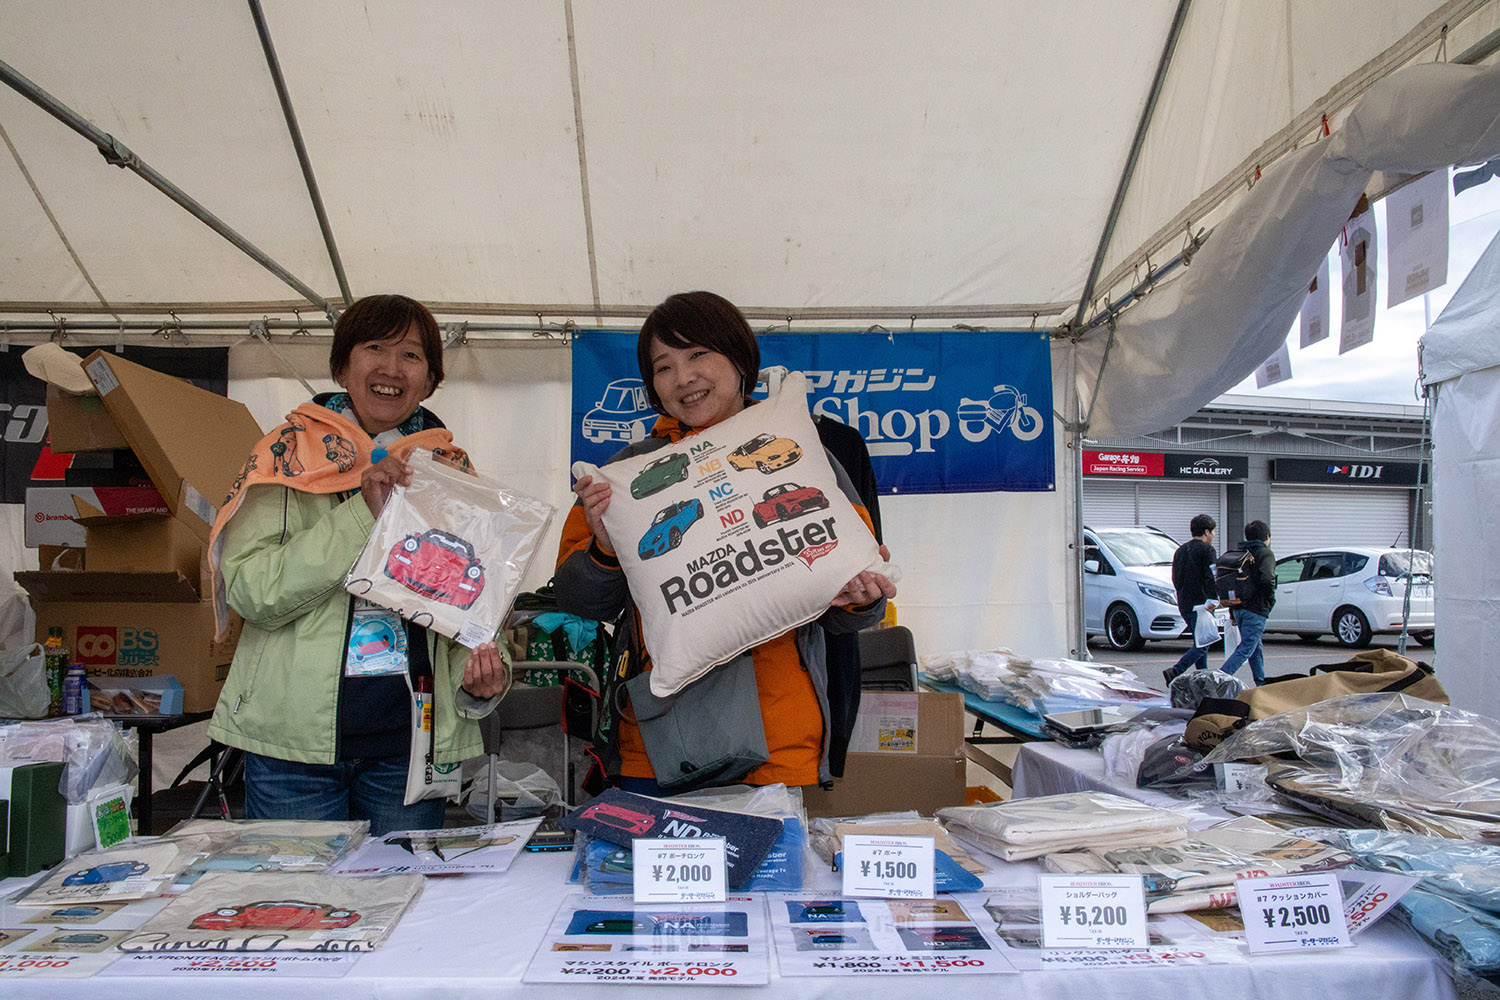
[1339,870,1421,935]
[1240,873,1351,954]
[632,838,727,903]
[1037,875,1149,950]
[1215,762,1264,792]
[841,835,935,899]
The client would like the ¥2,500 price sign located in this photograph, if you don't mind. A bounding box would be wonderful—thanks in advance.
[1037,874,1149,949]
[841,835,935,899]
[632,838,727,903]
[1239,872,1351,954]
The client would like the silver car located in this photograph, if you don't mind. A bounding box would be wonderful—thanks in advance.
[1264,547,1435,648]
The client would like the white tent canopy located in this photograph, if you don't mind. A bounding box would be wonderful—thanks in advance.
[4,1,1500,664]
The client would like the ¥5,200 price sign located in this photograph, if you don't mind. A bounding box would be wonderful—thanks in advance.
[1037,875,1149,949]
[1239,872,1351,954]
[841,835,935,899]
[632,838,727,903]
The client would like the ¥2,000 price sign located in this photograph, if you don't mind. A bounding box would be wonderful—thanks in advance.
[841,835,935,899]
[633,838,727,903]
[1239,872,1351,954]
[1037,875,1149,950]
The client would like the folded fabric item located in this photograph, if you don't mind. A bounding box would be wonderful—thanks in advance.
[938,792,1188,861]
[1400,886,1500,974]
[583,816,806,893]
[167,818,367,882]
[1324,828,1500,913]
[1264,760,1500,841]
[118,871,423,953]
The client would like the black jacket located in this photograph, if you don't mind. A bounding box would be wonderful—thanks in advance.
[1241,539,1277,617]
[1171,537,1217,619]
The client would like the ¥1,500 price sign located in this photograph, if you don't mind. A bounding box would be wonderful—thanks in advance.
[1037,875,1149,949]
[841,835,935,899]
[632,838,727,903]
[1239,872,1351,954]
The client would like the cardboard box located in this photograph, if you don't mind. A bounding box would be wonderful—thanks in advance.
[74,503,202,580]
[88,675,184,716]
[45,384,129,452]
[23,486,169,548]
[802,691,967,818]
[17,574,243,714]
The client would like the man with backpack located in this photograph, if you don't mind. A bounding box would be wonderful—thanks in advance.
[1220,520,1277,684]
[1163,514,1218,687]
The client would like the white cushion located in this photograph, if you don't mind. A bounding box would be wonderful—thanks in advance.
[346,449,555,648]
[573,372,895,697]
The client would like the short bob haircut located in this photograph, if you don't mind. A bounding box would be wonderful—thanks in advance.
[329,294,444,395]
[637,291,760,415]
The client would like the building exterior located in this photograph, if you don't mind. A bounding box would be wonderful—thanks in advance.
[1083,393,1432,554]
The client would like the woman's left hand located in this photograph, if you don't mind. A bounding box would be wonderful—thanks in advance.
[461,642,508,699]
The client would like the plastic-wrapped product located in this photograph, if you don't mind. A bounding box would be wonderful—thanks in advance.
[938,792,1189,861]
[1168,668,1245,710]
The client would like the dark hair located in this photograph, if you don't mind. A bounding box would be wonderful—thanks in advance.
[637,291,760,414]
[329,294,444,393]
[1190,514,1217,537]
[1245,519,1270,542]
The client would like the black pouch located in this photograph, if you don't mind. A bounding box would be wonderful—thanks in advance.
[625,657,769,793]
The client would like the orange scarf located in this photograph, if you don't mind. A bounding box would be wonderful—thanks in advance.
[208,402,470,636]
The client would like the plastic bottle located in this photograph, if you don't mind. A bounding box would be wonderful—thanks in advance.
[62,663,89,715]
[42,625,68,717]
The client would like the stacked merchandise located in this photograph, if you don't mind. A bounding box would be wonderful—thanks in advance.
[117,871,424,953]
[922,650,1159,712]
[1314,829,1500,991]
[17,835,208,907]
[937,791,1189,861]
[1203,693,1500,840]
[1041,816,1356,912]
[167,818,367,881]
[808,813,985,893]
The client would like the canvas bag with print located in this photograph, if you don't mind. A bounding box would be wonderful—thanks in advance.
[572,371,898,698]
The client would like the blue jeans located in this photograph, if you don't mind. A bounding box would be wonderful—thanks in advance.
[1221,609,1267,684]
[243,752,446,836]
[1170,642,1209,674]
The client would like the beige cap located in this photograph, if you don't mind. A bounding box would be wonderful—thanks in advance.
[22,343,95,394]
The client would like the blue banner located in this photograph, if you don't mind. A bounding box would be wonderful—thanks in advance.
[570,330,1053,494]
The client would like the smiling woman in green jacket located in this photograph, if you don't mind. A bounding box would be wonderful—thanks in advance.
[206,295,508,835]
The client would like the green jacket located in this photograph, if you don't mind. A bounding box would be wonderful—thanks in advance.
[207,483,503,765]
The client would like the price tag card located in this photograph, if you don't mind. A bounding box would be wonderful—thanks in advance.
[1339,870,1421,935]
[841,836,935,900]
[1037,875,1149,950]
[633,838,727,903]
[1215,762,1264,793]
[1239,872,1351,954]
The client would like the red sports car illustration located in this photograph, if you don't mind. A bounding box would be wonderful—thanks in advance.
[190,900,360,931]
[577,800,656,836]
[385,528,486,608]
[751,483,829,528]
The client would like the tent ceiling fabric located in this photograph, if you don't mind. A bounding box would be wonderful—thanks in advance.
[2,0,1494,324]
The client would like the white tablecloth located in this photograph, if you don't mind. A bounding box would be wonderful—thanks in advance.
[1010,740,1230,830]
[0,839,1456,999]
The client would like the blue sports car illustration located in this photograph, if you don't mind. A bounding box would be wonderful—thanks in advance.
[63,861,149,885]
[638,499,704,560]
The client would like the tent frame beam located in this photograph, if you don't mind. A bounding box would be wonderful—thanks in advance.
[0,57,333,320]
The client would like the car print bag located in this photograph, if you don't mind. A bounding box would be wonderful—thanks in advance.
[572,372,898,698]
[346,449,555,648]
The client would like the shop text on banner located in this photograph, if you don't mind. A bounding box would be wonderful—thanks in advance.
[570,331,1054,494]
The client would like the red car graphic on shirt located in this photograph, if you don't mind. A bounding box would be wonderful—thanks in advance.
[385,529,486,609]
[190,900,360,931]
[751,483,829,528]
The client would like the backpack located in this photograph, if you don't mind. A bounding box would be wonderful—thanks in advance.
[1214,547,1259,606]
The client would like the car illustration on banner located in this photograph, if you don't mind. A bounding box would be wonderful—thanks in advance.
[637,499,704,560]
[726,433,803,473]
[582,378,654,444]
[190,900,361,931]
[62,861,150,885]
[385,528,487,609]
[629,451,691,499]
[751,483,829,527]
[576,800,657,836]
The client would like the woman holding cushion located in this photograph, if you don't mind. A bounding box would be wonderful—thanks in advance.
[207,294,509,834]
[555,290,895,794]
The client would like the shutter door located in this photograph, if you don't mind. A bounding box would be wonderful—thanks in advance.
[1136,482,1226,543]
[1269,486,1412,553]
[1082,479,1138,528]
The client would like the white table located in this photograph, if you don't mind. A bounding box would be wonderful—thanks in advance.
[1009,739,1231,830]
[0,840,1456,999]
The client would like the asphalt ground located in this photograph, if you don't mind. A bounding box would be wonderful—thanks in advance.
[1081,632,1436,692]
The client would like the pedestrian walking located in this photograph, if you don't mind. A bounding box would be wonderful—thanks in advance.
[1163,514,1218,686]
[1220,520,1277,685]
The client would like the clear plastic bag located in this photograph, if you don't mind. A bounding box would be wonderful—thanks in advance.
[0,642,46,719]
[1168,667,1245,710]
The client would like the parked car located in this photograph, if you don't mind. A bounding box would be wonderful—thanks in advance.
[1264,547,1435,648]
[752,483,828,527]
[637,498,704,559]
[1083,526,1186,651]
[582,378,654,444]
[727,433,803,473]
[630,451,690,499]
[385,528,486,608]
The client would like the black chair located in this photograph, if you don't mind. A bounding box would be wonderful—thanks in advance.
[477,661,599,816]
[856,625,917,691]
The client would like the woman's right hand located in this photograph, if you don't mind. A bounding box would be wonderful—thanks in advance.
[574,474,614,553]
[361,454,411,518]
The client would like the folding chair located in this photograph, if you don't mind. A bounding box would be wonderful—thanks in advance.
[478,661,599,816]
[856,625,918,691]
